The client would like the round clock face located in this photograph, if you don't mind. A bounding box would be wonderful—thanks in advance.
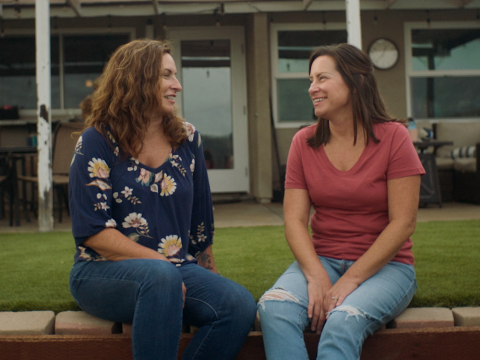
[368,39,399,70]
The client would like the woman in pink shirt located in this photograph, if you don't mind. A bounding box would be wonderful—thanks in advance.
[258,44,424,360]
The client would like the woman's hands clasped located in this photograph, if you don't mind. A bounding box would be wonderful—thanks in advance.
[308,276,359,334]
[182,282,187,308]
[322,277,359,318]
[307,278,332,334]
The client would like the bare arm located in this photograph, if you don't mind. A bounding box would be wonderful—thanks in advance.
[284,188,332,333]
[323,175,421,313]
[196,244,219,274]
[83,228,169,262]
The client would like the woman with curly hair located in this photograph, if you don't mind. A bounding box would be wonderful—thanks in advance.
[258,43,424,360]
[68,39,256,360]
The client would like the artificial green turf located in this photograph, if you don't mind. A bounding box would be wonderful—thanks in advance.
[0,220,479,312]
[0,232,79,312]
[409,220,480,308]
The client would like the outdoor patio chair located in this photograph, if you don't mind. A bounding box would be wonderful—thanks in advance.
[0,155,15,225]
[18,121,84,222]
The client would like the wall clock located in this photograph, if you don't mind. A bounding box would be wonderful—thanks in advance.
[368,38,399,70]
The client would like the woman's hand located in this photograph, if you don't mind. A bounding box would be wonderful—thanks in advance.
[196,245,219,274]
[307,278,332,334]
[323,276,358,316]
[182,282,187,308]
[284,189,334,334]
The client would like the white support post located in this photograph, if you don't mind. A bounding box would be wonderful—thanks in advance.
[35,0,54,231]
[345,0,362,49]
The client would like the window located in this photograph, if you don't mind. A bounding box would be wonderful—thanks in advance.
[270,23,347,128]
[405,22,480,120]
[0,30,133,113]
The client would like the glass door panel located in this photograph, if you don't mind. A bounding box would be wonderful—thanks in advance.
[181,40,233,170]
[168,27,248,193]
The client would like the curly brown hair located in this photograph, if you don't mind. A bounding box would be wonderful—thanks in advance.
[86,39,186,157]
[307,43,405,148]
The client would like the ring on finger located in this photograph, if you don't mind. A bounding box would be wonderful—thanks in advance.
[332,296,338,301]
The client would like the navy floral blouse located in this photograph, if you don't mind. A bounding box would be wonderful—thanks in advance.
[69,122,214,266]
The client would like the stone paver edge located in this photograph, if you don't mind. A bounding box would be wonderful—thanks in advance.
[1,307,480,335]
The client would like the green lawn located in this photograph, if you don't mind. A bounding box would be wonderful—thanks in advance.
[0,220,479,312]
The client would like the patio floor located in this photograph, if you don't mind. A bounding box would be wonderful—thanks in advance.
[1,200,480,233]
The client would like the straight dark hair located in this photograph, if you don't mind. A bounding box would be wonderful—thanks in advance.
[307,43,405,148]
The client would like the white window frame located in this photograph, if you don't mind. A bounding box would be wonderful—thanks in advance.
[2,27,135,118]
[270,22,346,129]
[404,21,480,123]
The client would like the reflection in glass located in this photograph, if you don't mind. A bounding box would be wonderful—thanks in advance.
[411,77,480,118]
[63,34,129,109]
[181,40,233,170]
[0,36,41,109]
[0,34,129,111]
[278,30,347,73]
[411,29,480,71]
[278,79,314,122]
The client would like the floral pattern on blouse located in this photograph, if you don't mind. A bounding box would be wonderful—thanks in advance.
[122,212,152,238]
[158,235,183,260]
[113,186,141,205]
[69,123,214,265]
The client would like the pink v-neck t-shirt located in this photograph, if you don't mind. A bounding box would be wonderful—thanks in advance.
[285,121,425,265]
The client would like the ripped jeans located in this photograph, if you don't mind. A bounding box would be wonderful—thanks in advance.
[257,257,416,360]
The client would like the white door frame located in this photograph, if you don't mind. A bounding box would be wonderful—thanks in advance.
[167,26,249,193]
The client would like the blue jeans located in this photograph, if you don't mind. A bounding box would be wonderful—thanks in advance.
[257,257,417,360]
[70,260,256,360]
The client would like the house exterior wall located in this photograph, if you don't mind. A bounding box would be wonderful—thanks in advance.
[1,7,477,202]
[271,9,478,189]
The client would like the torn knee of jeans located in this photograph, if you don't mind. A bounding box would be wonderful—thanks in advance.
[258,288,300,310]
[327,305,369,322]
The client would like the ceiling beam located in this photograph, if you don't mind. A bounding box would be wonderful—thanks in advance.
[457,0,474,7]
[66,0,82,17]
[303,0,314,10]
[151,0,161,15]
[2,0,480,19]
[385,0,398,9]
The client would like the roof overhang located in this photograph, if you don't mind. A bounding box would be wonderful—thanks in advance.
[0,0,478,19]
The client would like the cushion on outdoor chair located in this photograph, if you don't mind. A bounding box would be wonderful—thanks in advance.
[436,122,480,158]
[435,157,455,171]
[453,158,477,173]
[451,146,477,159]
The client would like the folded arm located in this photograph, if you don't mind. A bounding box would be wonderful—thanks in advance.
[83,228,169,262]
[84,229,187,305]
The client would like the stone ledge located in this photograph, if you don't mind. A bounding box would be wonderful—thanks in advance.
[452,307,480,327]
[0,311,55,335]
[55,311,120,335]
[390,307,454,329]
[1,307,479,336]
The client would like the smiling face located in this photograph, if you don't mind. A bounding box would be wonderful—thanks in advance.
[308,55,352,121]
[158,53,182,116]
